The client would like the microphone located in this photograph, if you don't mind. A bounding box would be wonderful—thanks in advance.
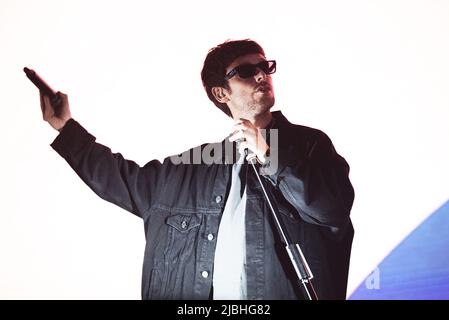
[24,67,61,106]
[235,138,258,163]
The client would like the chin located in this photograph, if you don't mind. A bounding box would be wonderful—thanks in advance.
[260,96,275,111]
[245,95,275,115]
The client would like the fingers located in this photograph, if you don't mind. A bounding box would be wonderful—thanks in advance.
[235,118,251,125]
[54,91,70,115]
[54,91,68,106]
[43,94,54,120]
[232,119,253,132]
[228,121,269,163]
[39,92,45,116]
[38,90,72,131]
[238,140,249,154]
[39,91,52,120]
[237,141,264,163]
[232,123,247,134]
[228,129,245,142]
[230,119,256,142]
[229,119,257,143]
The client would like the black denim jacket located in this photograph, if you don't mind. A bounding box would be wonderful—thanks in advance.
[51,111,354,300]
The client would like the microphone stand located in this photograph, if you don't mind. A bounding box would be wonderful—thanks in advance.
[245,152,319,300]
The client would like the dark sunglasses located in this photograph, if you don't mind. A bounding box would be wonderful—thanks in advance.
[224,60,276,80]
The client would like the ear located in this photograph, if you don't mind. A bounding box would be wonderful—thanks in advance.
[211,86,230,104]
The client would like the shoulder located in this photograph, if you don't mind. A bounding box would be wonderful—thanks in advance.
[290,123,330,141]
[273,112,338,160]
[277,117,332,147]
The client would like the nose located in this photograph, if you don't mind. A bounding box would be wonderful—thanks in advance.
[254,68,267,83]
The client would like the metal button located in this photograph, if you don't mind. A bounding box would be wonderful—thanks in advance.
[181,220,187,229]
[207,233,214,241]
[215,195,222,203]
[201,271,209,278]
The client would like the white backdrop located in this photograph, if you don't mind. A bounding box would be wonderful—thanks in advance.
[1,0,448,299]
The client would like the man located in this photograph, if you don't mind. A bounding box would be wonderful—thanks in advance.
[40,39,354,300]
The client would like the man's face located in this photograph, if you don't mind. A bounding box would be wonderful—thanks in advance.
[223,53,275,119]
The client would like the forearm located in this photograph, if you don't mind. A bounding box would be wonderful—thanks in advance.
[277,159,354,229]
[51,119,159,218]
[260,134,354,229]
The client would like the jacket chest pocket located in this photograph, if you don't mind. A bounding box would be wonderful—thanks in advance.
[166,213,202,233]
[164,213,203,262]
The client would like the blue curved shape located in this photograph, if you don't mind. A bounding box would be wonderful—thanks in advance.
[350,199,449,299]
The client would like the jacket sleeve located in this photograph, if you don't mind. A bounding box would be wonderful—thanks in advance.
[51,119,162,219]
[260,130,354,230]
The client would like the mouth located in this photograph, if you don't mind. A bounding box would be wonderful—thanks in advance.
[255,84,271,93]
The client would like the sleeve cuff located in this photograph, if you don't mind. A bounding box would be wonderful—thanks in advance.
[50,118,96,159]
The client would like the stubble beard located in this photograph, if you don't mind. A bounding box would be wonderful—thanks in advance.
[249,93,275,115]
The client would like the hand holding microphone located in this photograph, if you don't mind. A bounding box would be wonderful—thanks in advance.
[228,119,270,164]
[24,67,72,131]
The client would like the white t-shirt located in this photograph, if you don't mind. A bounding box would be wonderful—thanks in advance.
[213,154,247,300]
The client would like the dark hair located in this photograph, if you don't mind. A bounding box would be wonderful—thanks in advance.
[201,39,265,117]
